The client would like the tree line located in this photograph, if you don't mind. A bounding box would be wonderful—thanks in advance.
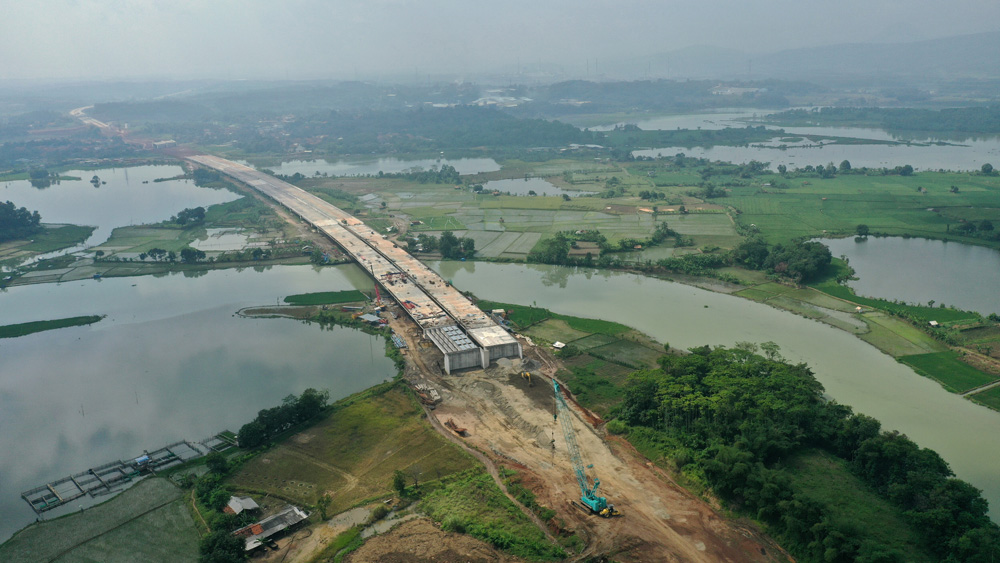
[615,345,1000,562]
[772,106,1000,135]
[731,237,833,283]
[406,230,475,259]
[0,201,42,242]
[237,388,330,448]
[378,164,461,184]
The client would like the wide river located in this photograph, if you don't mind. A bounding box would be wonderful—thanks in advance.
[433,260,1000,520]
[0,265,395,542]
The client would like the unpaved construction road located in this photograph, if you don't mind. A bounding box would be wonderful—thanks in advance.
[420,341,787,563]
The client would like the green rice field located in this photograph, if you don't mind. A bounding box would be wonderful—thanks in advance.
[898,351,998,393]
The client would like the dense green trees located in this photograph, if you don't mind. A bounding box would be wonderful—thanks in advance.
[527,233,569,264]
[237,388,330,448]
[173,206,206,226]
[411,230,475,259]
[379,164,461,184]
[615,346,1000,562]
[772,106,1000,135]
[732,237,832,282]
[0,201,42,242]
[180,247,207,263]
[192,168,223,186]
[199,529,247,563]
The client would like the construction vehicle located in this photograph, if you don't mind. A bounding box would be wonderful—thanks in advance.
[553,380,620,518]
[520,371,533,387]
[445,418,467,436]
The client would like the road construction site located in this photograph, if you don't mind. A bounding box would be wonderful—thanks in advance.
[187,154,520,373]
[184,153,785,561]
[409,345,784,562]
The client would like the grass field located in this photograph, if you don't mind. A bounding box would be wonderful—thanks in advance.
[810,277,980,323]
[0,224,95,267]
[558,356,632,415]
[0,478,196,563]
[420,469,565,561]
[284,290,367,305]
[0,315,103,339]
[859,314,949,357]
[898,351,998,393]
[230,384,474,513]
[723,170,1000,247]
[23,224,95,252]
[785,450,933,563]
[970,386,1000,411]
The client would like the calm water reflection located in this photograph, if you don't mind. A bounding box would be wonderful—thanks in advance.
[1,165,239,249]
[0,265,394,541]
[821,237,1000,316]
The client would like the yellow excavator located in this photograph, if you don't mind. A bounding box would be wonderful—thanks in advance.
[520,371,533,387]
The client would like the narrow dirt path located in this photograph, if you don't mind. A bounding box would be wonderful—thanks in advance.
[191,489,210,533]
[282,448,360,493]
[422,404,560,547]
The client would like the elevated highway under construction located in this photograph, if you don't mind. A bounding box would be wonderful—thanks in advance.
[187,154,521,373]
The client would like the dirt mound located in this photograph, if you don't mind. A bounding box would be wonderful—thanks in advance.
[345,518,524,563]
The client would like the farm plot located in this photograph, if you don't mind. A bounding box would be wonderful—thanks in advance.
[971,386,1000,411]
[567,333,618,350]
[0,478,195,563]
[668,213,736,235]
[230,385,474,513]
[502,233,543,257]
[476,232,524,258]
[899,351,998,393]
[523,319,591,344]
[587,339,662,369]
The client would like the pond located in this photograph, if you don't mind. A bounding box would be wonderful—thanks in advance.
[264,157,500,178]
[190,228,260,252]
[632,137,1000,172]
[820,236,1000,316]
[432,260,1000,520]
[0,264,396,542]
[483,177,595,197]
[0,165,239,253]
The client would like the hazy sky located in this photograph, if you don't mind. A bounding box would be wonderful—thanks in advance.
[3,0,999,80]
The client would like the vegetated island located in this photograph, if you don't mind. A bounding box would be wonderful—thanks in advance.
[0,200,95,269]
[0,315,104,339]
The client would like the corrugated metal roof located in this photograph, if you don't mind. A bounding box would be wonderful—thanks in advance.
[426,325,479,355]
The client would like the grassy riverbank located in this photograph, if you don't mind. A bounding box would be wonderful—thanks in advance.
[284,289,367,305]
[0,224,95,267]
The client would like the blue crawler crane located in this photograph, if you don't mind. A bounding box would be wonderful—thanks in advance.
[553,380,621,518]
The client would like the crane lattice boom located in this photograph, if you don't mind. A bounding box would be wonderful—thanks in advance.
[554,380,613,514]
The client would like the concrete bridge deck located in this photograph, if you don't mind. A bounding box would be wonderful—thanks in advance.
[187,155,520,369]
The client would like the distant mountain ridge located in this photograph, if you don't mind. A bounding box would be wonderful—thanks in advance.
[615,31,1000,83]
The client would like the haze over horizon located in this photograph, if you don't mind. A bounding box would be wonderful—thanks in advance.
[4,0,1000,82]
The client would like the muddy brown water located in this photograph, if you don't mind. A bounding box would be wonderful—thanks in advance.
[433,260,1000,521]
